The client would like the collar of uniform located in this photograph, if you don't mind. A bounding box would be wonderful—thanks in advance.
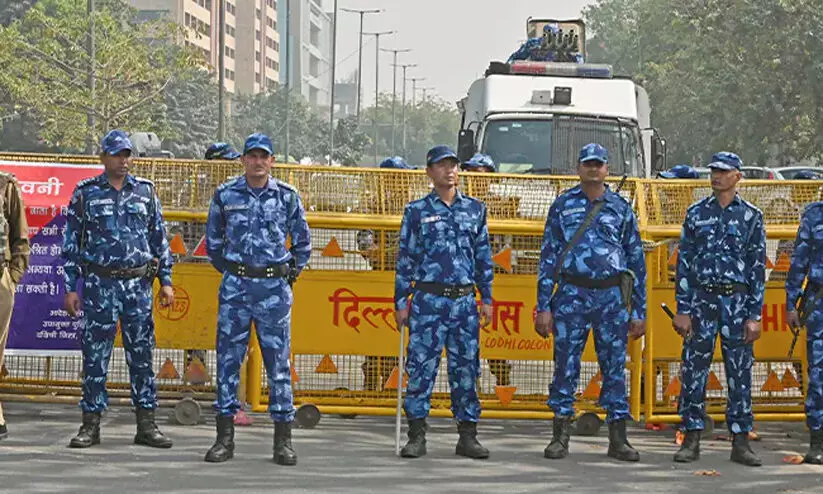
[96,173,136,189]
[569,184,617,203]
[706,192,743,208]
[427,189,465,207]
[231,175,275,192]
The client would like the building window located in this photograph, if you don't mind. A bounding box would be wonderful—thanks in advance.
[309,54,319,77]
[226,2,236,15]
[195,0,211,9]
[267,0,277,9]
[256,72,261,83]
[255,50,261,61]
[256,29,261,41]
[226,46,235,59]
[267,78,278,88]
[225,24,236,37]
[267,17,276,30]
[225,69,235,81]
[256,8,261,19]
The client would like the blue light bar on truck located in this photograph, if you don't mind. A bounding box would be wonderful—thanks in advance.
[508,61,613,79]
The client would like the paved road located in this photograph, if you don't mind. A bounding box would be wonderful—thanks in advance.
[0,403,821,493]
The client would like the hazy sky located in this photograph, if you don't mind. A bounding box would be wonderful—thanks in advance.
[327,0,594,108]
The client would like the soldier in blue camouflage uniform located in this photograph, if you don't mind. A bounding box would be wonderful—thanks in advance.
[204,133,311,465]
[672,152,765,466]
[62,130,175,449]
[786,198,823,465]
[536,143,646,462]
[395,145,494,459]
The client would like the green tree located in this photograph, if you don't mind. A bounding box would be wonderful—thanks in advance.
[164,67,219,159]
[0,0,198,152]
[584,0,823,165]
[230,88,327,162]
[0,0,37,26]
[361,93,460,166]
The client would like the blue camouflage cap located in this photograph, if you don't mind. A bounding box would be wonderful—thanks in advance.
[101,130,133,156]
[708,151,742,171]
[243,132,274,155]
[379,156,414,170]
[659,164,698,179]
[579,143,608,164]
[205,142,241,160]
[462,153,497,172]
[426,145,459,166]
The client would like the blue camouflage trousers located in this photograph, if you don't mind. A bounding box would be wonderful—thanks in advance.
[81,273,157,413]
[805,296,823,431]
[678,292,753,433]
[214,273,294,422]
[404,291,481,422]
[549,284,630,423]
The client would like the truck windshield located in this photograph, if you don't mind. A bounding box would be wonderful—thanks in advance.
[482,116,641,176]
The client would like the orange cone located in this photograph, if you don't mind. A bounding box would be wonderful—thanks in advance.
[582,372,602,399]
[157,358,180,379]
[782,368,801,388]
[761,371,784,392]
[495,386,517,406]
[707,371,723,391]
[314,354,338,374]
[384,366,408,389]
[665,376,682,397]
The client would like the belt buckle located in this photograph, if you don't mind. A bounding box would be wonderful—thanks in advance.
[443,287,455,298]
[265,266,275,278]
[237,264,247,276]
[721,285,733,296]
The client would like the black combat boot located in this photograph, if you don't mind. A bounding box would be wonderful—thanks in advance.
[607,419,640,462]
[134,408,173,448]
[673,430,701,463]
[400,418,427,458]
[544,416,572,459]
[204,415,235,463]
[273,421,297,466]
[730,432,762,466]
[69,411,101,448]
[804,429,823,465]
[455,421,489,459]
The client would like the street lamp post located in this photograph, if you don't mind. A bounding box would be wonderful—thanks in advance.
[409,77,426,107]
[340,8,382,122]
[397,63,417,156]
[364,30,393,165]
[381,47,411,155]
[328,0,339,165]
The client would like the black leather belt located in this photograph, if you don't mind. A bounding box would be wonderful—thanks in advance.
[225,261,289,279]
[85,263,149,279]
[561,273,622,289]
[415,282,475,299]
[701,282,749,296]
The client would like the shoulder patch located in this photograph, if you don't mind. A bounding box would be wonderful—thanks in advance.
[76,176,99,188]
[217,176,242,192]
[275,179,298,193]
[740,197,763,216]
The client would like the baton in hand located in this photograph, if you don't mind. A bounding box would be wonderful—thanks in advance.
[788,325,801,359]
[661,303,691,341]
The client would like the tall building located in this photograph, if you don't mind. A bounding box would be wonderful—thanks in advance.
[278,0,333,110]
[128,0,280,95]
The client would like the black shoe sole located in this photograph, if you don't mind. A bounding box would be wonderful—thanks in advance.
[730,455,762,467]
[608,450,640,462]
[273,456,297,466]
[204,450,234,463]
[803,456,823,465]
[455,447,490,459]
[134,437,173,449]
[69,437,100,448]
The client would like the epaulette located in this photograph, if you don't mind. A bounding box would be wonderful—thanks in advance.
[76,176,99,188]
[740,197,763,215]
[275,179,298,193]
[133,175,156,186]
[216,175,242,192]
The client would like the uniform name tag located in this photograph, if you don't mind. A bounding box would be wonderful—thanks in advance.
[88,198,114,206]
[421,215,441,224]
[694,218,718,227]
[224,204,249,211]
[562,207,586,217]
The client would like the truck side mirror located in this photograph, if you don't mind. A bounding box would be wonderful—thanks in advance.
[457,129,476,162]
[651,132,667,171]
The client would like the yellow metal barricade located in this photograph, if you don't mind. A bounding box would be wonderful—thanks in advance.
[640,179,818,427]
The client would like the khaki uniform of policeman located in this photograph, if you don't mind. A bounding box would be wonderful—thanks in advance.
[0,172,30,439]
